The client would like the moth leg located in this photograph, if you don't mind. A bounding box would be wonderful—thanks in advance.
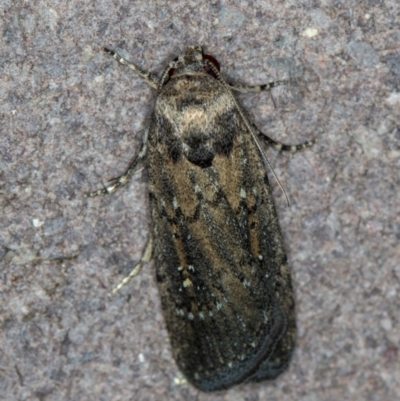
[252,123,316,152]
[103,47,159,89]
[110,236,154,295]
[229,79,289,93]
[85,128,149,198]
[231,78,315,152]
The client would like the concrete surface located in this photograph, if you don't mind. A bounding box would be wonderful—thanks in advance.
[1,1,399,400]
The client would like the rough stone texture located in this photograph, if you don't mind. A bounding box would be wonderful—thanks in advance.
[1,1,399,400]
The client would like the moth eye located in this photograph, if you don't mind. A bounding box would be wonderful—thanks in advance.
[203,54,221,79]
[168,57,180,78]
[203,54,220,71]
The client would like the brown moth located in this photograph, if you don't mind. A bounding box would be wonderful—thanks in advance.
[86,46,314,392]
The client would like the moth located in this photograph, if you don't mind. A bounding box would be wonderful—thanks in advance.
[86,45,314,392]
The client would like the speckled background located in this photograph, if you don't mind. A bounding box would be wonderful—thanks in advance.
[1,1,399,400]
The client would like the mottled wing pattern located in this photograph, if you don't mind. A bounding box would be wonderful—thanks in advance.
[147,75,295,391]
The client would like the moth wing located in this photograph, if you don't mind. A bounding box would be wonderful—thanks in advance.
[148,106,293,391]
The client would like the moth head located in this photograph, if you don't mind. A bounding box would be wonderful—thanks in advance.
[161,46,221,87]
[180,46,204,65]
